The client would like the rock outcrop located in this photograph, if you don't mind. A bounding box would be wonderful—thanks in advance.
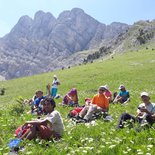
[0,8,133,79]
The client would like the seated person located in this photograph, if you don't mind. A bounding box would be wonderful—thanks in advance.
[116,92,155,129]
[62,88,78,106]
[103,85,112,102]
[113,84,130,104]
[77,86,109,122]
[31,84,51,114]
[19,98,64,140]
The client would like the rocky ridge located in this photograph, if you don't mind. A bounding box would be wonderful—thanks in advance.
[0,8,154,80]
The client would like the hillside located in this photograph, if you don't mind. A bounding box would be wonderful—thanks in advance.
[0,48,155,154]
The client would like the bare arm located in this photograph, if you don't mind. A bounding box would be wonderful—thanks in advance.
[46,83,51,96]
[24,119,48,127]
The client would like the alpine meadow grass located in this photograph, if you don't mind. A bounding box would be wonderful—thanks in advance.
[0,48,155,154]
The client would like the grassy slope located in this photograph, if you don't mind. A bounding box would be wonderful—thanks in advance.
[0,48,155,154]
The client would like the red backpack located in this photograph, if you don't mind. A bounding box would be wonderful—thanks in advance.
[68,107,83,118]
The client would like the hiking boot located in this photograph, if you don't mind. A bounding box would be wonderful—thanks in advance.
[76,119,88,124]
[76,115,83,120]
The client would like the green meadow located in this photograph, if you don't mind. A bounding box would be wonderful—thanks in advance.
[0,48,155,155]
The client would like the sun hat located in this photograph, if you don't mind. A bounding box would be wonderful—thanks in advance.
[118,84,125,90]
[103,84,109,90]
[140,92,149,97]
[53,75,57,78]
[99,86,106,91]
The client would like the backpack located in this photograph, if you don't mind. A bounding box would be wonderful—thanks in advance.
[68,107,84,118]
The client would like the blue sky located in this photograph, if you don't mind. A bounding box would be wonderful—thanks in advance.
[0,0,155,37]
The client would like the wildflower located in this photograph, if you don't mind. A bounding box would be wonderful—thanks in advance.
[102,132,106,135]
[109,145,116,149]
[122,151,128,154]
[105,142,112,145]
[97,150,101,154]
[70,150,75,154]
[147,144,153,148]
[82,150,87,154]
[26,151,33,155]
[100,145,105,148]
[130,140,134,144]
[88,138,94,143]
[127,148,131,152]
[101,138,106,142]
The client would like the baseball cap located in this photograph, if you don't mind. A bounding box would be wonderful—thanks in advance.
[140,92,149,97]
[118,84,125,90]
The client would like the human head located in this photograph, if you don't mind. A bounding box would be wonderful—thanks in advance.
[41,98,56,112]
[98,86,106,94]
[118,84,126,91]
[140,92,150,103]
[68,88,77,96]
[53,75,57,79]
[102,85,109,91]
[35,90,43,98]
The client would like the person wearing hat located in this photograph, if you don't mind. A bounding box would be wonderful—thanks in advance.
[113,84,130,104]
[21,98,64,140]
[116,92,155,129]
[77,86,109,122]
[103,85,112,102]
[51,75,60,98]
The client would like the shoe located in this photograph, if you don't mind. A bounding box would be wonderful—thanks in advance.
[76,115,83,120]
[76,119,88,124]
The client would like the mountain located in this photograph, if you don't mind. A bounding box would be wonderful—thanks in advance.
[0,8,154,80]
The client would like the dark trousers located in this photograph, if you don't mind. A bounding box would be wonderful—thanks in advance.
[117,112,155,128]
[117,113,139,128]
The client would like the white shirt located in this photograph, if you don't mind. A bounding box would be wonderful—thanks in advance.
[45,110,64,136]
[52,79,59,88]
[137,102,155,118]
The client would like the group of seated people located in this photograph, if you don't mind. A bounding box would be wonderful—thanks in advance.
[16,83,155,142]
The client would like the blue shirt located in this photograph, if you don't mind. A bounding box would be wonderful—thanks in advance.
[119,90,130,102]
[33,96,45,107]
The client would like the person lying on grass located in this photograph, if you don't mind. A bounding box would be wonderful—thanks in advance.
[19,98,64,140]
[113,84,130,104]
[77,86,109,122]
[116,92,155,129]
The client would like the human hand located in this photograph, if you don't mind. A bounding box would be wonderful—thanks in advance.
[139,107,148,113]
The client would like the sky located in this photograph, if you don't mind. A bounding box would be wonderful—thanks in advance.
[0,0,155,37]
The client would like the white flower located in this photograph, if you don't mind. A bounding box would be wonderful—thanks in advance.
[82,150,87,154]
[147,145,153,148]
[88,138,94,143]
[130,140,134,144]
[122,151,128,154]
[127,148,131,152]
[100,145,105,148]
[109,145,116,149]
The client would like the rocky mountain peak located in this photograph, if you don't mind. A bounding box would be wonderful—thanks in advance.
[10,15,32,35]
[0,8,138,80]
